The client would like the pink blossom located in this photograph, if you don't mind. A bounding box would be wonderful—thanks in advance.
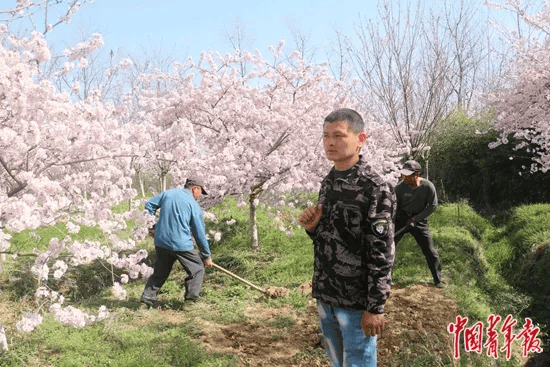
[128,268,139,279]
[35,287,50,299]
[0,322,7,351]
[66,221,80,234]
[71,81,80,94]
[203,212,218,223]
[111,282,127,301]
[63,33,104,62]
[120,274,129,284]
[140,264,154,278]
[49,304,88,328]
[78,58,88,69]
[16,312,43,332]
[52,260,68,279]
[133,227,149,241]
[96,306,110,321]
[31,263,49,281]
[119,59,132,69]
[0,232,11,252]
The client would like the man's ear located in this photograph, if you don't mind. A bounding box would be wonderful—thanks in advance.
[359,132,367,144]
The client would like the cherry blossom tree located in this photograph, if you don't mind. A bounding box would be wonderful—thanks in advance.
[0,38,136,233]
[0,43,155,331]
[0,0,92,37]
[0,2,405,341]
[137,43,404,249]
[0,4,156,337]
[486,1,550,173]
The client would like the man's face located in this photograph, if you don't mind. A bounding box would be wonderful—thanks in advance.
[402,173,419,187]
[323,120,366,164]
[191,186,202,200]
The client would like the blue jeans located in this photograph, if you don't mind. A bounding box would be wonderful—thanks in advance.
[317,301,377,367]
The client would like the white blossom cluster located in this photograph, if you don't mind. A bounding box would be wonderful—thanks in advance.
[63,33,104,62]
[16,313,42,333]
[203,212,218,223]
[0,321,7,351]
[111,282,127,301]
[49,304,110,328]
[208,230,222,242]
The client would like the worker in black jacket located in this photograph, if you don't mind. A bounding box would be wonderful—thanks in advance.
[395,160,443,288]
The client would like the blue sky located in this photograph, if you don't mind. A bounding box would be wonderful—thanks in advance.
[3,0,517,64]
[51,0,378,61]
[14,0,384,61]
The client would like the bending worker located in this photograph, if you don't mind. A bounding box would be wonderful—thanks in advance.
[395,160,443,288]
[141,177,214,306]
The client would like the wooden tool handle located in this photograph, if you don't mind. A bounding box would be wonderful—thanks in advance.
[212,263,267,294]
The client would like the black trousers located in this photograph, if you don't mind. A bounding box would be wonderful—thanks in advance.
[142,246,205,300]
[395,216,442,285]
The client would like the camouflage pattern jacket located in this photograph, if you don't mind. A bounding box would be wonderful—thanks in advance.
[308,156,396,314]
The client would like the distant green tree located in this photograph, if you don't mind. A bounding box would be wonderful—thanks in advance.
[426,110,550,212]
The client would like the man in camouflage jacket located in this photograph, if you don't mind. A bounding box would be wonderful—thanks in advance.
[299,108,396,367]
[313,157,396,313]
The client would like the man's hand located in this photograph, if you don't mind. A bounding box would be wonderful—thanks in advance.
[406,218,416,228]
[298,205,322,232]
[361,311,385,337]
[203,258,214,267]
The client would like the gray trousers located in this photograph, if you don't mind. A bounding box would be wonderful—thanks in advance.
[142,246,205,300]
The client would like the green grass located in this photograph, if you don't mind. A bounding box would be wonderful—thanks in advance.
[2,194,548,366]
[7,223,104,255]
[499,204,550,350]
[1,312,237,367]
[392,201,536,366]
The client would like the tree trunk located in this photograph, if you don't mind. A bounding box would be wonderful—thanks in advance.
[249,196,259,251]
[139,172,145,198]
[127,183,132,211]
[160,174,167,193]
[248,183,264,251]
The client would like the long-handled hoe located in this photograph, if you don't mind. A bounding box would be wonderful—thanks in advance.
[212,263,290,298]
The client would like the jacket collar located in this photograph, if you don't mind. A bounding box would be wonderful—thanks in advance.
[327,155,366,182]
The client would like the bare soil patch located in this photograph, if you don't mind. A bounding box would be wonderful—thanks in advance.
[159,282,461,366]
[2,281,542,366]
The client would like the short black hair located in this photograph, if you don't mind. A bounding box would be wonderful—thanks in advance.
[323,108,364,134]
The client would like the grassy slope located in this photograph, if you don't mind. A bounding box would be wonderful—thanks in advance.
[1,195,547,366]
[393,202,531,366]
[498,204,550,350]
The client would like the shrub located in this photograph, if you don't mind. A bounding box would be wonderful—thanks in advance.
[425,110,550,213]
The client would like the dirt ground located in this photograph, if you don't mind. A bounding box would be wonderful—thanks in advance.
[1,281,546,366]
[193,282,462,366]
[190,282,545,366]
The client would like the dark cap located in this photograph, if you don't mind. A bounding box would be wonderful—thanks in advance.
[185,177,208,195]
[400,160,421,176]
